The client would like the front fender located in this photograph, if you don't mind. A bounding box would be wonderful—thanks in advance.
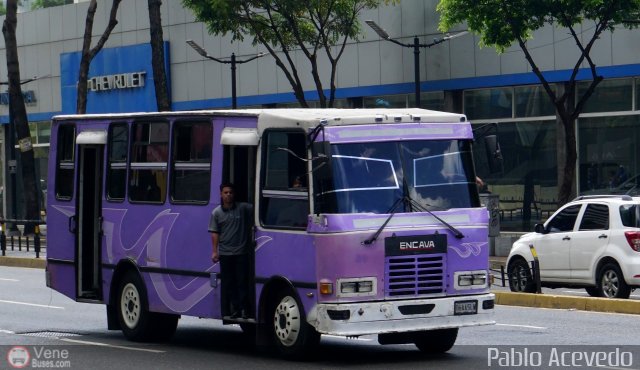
[506,241,535,269]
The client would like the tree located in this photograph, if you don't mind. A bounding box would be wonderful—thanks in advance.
[76,0,122,114]
[2,0,39,222]
[182,0,396,108]
[31,0,72,11]
[438,0,640,205]
[148,0,171,111]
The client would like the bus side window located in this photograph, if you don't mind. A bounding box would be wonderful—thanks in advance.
[129,121,169,204]
[260,130,309,229]
[106,123,128,201]
[55,124,76,200]
[170,121,212,203]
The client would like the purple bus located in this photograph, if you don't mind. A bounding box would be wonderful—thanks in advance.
[46,108,495,357]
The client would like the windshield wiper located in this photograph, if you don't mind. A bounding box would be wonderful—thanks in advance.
[361,193,465,245]
[362,196,404,245]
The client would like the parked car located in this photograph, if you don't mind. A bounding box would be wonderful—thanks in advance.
[507,195,640,298]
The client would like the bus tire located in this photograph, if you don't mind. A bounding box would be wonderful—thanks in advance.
[117,271,156,342]
[269,289,320,359]
[414,328,458,353]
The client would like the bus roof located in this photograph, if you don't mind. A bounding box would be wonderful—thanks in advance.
[52,108,467,128]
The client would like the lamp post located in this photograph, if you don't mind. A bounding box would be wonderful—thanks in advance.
[365,20,467,108]
[186,40,265,109]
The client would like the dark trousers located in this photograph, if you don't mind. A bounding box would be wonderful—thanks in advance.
[220,254,249,315]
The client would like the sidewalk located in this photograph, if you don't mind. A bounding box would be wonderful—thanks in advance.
[0,244,46,269]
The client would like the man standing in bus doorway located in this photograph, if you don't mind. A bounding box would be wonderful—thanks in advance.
[209,183,253,319]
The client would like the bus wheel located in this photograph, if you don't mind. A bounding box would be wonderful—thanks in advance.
[269,290,320,359]
[117,271,155,342]
[414,328,458,353]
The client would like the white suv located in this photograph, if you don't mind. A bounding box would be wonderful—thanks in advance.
[507,195,640,298]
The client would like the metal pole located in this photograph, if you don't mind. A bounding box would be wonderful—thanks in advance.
[231,53,237,109]
[413,37,421,108]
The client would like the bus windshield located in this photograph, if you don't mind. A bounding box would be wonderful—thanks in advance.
[315,140,480,214]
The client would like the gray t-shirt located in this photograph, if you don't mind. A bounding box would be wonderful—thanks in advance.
[208,202,253,255]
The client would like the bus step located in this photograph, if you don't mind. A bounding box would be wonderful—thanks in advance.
[223,316,256,324]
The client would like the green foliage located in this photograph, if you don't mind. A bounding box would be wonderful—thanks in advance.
[438,0,640,52]
[182,0,391,50]
[0,2,6,15]
[182,0,396,107]
[31,0,70,11]
[438,0,640,204]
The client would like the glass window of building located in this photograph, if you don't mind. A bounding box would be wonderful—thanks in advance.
[464,87,513,120]
[578,78,632,113]
[515,85,556,117]
[408,91,445,111]
[578,115,640,194]
[364,94,408,108]
[38,122,51,143]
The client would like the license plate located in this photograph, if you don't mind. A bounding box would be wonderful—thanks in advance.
[454,300,478,315]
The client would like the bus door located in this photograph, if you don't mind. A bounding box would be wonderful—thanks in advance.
[221,127,258,317]
[75,132,106,300]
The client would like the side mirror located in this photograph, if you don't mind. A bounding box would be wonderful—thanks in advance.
[484,135,503,174]
[534,223,547,234]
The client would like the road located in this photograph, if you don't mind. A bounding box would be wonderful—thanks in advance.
[1,266,640,369]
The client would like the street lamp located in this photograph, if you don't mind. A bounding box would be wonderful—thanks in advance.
[365,20,468,108]
[186,40,266,109]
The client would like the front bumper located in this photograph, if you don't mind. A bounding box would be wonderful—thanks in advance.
[307,293,495,336]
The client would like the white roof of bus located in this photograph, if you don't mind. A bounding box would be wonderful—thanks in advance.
[53,108,467,128]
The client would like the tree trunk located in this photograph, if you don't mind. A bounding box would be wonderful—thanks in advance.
[2,0,40,222]
[558,113,577,205]
[76,0,122,114]
[76,0,98,114]
[148,0,171,111]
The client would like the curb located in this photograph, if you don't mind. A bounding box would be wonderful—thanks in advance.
[494,291,640,315]
[0,256,46,269]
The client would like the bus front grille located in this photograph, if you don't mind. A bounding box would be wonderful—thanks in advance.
[385,254,445,297]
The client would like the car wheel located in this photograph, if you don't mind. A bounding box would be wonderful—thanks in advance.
[269,289,320,359]
[585,287,601,297]
[507,258,536,293]
[597,263,631,299]
[414,328,458,353]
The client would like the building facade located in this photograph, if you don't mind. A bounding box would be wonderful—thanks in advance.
[1,0,639,231]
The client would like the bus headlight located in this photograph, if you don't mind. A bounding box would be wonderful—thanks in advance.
[337,277,377,297]
[454,270,488,290]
